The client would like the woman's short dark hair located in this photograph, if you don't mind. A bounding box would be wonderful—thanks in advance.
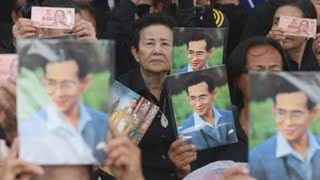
[276,0,317,19]
[226,36,289,107]
[131,13,177,51]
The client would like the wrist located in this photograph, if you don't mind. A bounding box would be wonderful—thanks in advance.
[177,168,190,179]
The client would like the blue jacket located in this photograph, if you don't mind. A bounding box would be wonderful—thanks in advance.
[250,135,320,180]
[178,109,237,150]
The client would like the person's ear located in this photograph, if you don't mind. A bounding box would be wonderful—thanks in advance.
[211,88,218,100]
[310,106,320,122]
[81,76,91,91]
[208,49,213,58]
[131,46,140,63]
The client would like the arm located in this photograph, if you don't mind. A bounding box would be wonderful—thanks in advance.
[168,138,197,179]
[177,0,216,27]
[0,138,44,180]
[104,0,139,40]
[104,124,144,180]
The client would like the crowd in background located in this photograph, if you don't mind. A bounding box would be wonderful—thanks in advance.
[1,0,320,180]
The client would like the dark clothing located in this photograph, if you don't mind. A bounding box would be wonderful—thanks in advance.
[95,68,178,180]
[102,0,138,78]
[213,3,247,59]
[0,41,16,54]
[287,40,320,71]
[191,106,248,171]
[0,1,14,41]
[241,2,275,41]
[0,127,6,141]
[241,0,292,41]
[90,0,110,39]
[177,0,218,28]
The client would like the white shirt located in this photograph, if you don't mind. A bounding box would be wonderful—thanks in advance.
[19,103,98,165]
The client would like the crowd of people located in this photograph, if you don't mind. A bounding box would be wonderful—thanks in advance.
[0,0,320,180]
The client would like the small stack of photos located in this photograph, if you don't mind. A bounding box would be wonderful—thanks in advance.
[249,72,320,179]
[17,39,114,165]
[166,27,238,151]
[108,80,159,145]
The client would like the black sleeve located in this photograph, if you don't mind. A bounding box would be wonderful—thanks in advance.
[213,3,247,58]
[91,0,110,39]
[103,0,139,78]
[104,0,138,40]
[177,0,217,28]
[240,3,276,41]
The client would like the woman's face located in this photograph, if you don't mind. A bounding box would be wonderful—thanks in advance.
[132,24,173,74]
[273,5,307,51]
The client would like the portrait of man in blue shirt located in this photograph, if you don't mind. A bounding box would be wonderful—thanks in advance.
[177,73,237,150]
[19,48,107,165]
[177,32,214,74]
[250,81,320,180]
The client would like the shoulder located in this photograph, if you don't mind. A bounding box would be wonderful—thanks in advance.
[86,107,108,121]
[216,108,233,120]
[177,66,188,73]
[117,68,140,87]
[178,114,194,131]
[250,135,277,158]
[249,135,277,178]
[19,109,48,134]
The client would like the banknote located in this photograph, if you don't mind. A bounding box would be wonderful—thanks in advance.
[278,16,317,38]
[31,6,75,29]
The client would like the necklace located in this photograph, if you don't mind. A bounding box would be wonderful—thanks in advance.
[146,92,168,128]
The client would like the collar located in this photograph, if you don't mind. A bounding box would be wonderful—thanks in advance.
[187,63,209,72]
[193,107,222,129]
[46,103,92,133]
[276,131,320,163]
[117,68,168,105]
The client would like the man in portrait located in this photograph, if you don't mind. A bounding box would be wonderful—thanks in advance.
[177,32,214,74]
[178,73,237,150]
[250,80,320,180]
[18,48,107,164]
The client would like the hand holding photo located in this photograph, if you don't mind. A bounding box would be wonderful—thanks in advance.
[17,39,113,165]
[108,81,159,145]
[249,72,320,180]
[166,66,237,151]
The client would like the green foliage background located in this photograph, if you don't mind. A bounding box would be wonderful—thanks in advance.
[173,84,232,127]
[171,45,223,74]
[18,68,110,122]
[249,99,320,150]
